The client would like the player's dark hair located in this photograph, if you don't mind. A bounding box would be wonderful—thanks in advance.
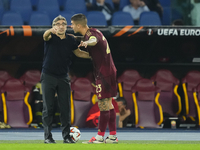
[116,97,127,106]
[71,13,87,26]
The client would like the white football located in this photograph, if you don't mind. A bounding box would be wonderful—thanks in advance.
[70,127,81,142]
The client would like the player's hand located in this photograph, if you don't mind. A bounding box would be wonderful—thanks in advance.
[120,107,126,114]
[125,109,131,116]
[123,108,131,116]
[78,41,88,48]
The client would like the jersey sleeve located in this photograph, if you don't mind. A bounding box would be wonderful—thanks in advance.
[89,35,98,43]
[89,30,100,43]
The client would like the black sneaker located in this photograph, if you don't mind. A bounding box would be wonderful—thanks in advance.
[44,138,56,144]
[63,137,76,143]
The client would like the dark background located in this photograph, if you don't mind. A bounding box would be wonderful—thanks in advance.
[1,30,200,81]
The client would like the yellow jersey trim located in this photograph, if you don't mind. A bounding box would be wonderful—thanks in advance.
[89,36,97,40]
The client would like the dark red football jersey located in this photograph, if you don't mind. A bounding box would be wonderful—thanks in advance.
[84,28,117,78]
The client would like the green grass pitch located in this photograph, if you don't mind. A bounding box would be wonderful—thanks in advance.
[0,140,200,150]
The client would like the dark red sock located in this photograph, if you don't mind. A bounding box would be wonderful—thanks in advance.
[108,109,116,135]
[97,111,110,136]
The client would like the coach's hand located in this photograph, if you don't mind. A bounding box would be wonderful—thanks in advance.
[50,27,57,34]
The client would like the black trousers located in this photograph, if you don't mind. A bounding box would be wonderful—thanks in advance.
[41,73,71,140]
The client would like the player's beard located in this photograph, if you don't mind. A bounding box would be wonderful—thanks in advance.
[57,28,66,35]
[57,30,66,35]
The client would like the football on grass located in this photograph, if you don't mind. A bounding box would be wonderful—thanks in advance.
[70,127,81,142]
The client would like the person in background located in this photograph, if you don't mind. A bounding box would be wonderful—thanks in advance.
[115,97,131,128]
[190,0,200,25]
[85,0,94,11]
[91,0,115,25]
[142,0,163,19]
[112,0,120,11]
[122,0,150,25]
[86,96,130,128]
[172,19,184,26]
[68,70,77,83]
[171,0,193,25]
[33,82,61,128]
[86,97,120,128]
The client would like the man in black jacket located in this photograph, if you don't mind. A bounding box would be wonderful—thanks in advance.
[42,15,90,144]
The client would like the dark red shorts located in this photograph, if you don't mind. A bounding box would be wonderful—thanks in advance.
[95,73,117,99]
